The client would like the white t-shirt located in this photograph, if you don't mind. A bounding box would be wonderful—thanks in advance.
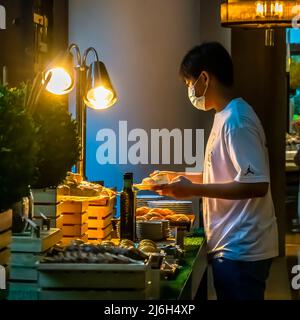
[203,97,279,261]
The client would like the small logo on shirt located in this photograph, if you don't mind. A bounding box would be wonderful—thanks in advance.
[244,165,255,176]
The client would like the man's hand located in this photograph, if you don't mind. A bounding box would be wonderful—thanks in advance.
[150,170,179,182]
[150,170,203,184]
[152,176,195,199]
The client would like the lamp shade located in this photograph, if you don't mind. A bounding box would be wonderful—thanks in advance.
[84,61,117,110]
[221,0,300,28]
[43,52,75,95]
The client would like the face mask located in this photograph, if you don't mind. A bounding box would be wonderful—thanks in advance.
[188,75,209,111]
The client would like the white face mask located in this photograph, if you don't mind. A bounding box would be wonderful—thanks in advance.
[188,75,209,111]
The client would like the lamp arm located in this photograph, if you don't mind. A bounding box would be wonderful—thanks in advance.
[83,47,100,74]
[68,43,82,66]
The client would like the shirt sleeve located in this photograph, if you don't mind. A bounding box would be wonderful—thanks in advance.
[225,126,270,183]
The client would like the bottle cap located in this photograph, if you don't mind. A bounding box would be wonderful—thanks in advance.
[124,172,133,179]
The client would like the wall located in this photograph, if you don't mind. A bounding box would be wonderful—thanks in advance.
[0,0,34,85]
[200,0,231,52]
[0,0,68,86]
[69,0,230,190]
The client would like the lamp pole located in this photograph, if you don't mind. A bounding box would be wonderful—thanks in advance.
[68,44,101,179]
[69,43,86,179]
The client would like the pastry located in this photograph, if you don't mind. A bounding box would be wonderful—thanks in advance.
[139,245,157,253]
[136,216,147,221]
[136,207,150,216]
[144,212,164,220]
[139,239,157,247]
[151,174,169,185]
[142,177,156,185]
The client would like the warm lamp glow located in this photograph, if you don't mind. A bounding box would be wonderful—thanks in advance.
[86,86,115,110]
[272,2,284,16]
[256,2,266,17]
[221,1,300,28]
[44,67,73,95]
[255,1,284,17]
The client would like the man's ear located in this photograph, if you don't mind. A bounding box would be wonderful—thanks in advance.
[201,71,210,84]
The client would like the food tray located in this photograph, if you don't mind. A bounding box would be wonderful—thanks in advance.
[37,261,151,290]
[134,184,166,191]
[11,229,62,253]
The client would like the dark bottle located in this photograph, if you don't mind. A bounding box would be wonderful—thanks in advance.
[120,172,136,241]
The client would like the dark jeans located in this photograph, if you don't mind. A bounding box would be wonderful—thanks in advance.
[211,257,273,300]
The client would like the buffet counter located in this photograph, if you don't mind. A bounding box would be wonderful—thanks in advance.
[160,234,207,300]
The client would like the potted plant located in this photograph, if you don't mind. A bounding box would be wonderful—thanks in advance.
[0,85,38,212]
[30,91,80,221]
[0,85,38,299]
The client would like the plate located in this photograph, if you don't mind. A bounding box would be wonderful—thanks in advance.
[133,184,167,191]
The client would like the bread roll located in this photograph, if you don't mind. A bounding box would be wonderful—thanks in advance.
[136,207,150,216]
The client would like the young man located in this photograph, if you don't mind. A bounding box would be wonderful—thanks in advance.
[152,42,279,300]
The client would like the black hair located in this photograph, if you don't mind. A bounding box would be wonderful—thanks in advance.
[179,42,234,87]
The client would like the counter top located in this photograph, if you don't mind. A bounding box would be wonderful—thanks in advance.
[160,232,207,300]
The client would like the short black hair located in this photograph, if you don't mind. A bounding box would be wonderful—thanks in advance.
[179,42,234,87]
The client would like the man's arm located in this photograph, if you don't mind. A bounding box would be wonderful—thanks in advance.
[190,181,269,200]
[154,176,269,200]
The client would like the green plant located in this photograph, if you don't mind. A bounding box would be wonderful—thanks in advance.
[31,92,80,188]
[0,85,38,211]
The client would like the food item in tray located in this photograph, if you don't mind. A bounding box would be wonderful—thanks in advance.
[149,216,164,221]
[138,239,158,254]
[101,240,116,247]
[144,211,164,220]
[136,207,191,223]
[176,216,190,222]
[58,171,116,198]
[141,177,156,185]
[136,206,151,216]
[165,214,190,222]
[142,173,169,186]
[139,245,157,253]
[66,172,83,184]
[151,208,173,216]
[136,216,147,221]
[119,239,135,248]
[40,241,148,264]
[139,239,157,247]
[57,184,70,196]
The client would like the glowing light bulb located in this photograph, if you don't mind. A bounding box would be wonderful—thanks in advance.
[256,2,265,17]
[273,2,283,17]
[86,86,115,110]
[44,67,73,95]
